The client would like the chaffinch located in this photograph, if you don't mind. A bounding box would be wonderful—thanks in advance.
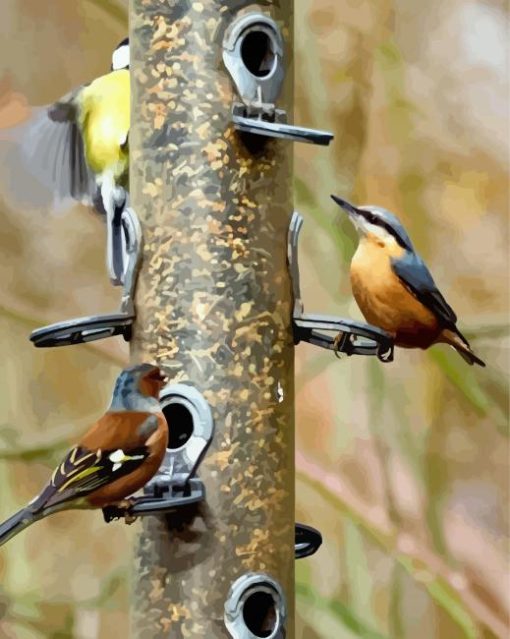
[0,363,168,546]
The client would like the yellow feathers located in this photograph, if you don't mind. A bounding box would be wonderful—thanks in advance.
[80,69,130,180]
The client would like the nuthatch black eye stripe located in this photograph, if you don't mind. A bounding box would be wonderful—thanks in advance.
[358,209,409,250]
[330,195,413,251]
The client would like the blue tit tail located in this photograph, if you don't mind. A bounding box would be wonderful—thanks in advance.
[0,508,36,547]
[100,179,127,286]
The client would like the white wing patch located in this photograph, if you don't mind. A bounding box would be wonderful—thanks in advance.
[109,449,125,463]
[109,448,146,473]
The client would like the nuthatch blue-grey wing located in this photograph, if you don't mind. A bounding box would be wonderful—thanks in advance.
[331,195,486,367]
[391,250,457,327]
[391,252,485,366]
[0,364,168,547]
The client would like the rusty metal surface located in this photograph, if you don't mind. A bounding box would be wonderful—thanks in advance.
[130,0,294,636]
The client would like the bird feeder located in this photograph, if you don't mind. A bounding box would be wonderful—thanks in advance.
[22,1,396,636]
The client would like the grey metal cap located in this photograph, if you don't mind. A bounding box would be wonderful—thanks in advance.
[223,13,285,107]
[224,572,287,639]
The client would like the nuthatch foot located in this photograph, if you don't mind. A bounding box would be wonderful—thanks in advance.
[331,195,485,367]
[0,364,168,547]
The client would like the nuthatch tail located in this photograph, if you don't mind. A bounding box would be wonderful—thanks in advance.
[0,364,168,547]
[331,195,485,367]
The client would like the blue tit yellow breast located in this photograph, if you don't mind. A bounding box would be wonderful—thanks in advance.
[350,238,440,348]
[79,69,130,181]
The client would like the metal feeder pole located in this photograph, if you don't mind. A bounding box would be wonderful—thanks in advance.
[130,1,295,637]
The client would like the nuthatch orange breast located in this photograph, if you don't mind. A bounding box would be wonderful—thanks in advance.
[331,195,485,367]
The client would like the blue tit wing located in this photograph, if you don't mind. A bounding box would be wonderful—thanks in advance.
[18,89,96,208]
[391,252,458,327]
[32,444,150,513]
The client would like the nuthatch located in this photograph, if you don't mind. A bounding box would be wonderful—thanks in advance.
[331,195,485,367]
[0,363,168,547]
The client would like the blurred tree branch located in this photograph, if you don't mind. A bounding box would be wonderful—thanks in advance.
[428,350,508,434]
[0,299,127,367]
[0,436,69,463]
[296,451,508,639]
[296,581,391,639]
[1,569,125,637]
[464,320,510,341]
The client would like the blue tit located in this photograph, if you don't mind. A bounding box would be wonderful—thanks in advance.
[3,38,130,285]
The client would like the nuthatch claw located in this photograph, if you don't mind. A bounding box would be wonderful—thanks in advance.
[333,332,345,359]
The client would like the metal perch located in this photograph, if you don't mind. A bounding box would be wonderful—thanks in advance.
[29,206,142,347]
[288,211,394,362]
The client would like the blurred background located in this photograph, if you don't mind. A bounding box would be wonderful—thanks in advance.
[0,0,507,638]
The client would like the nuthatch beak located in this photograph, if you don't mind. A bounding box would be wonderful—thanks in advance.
[331,195,369,236]
[330,195,359,217]
[331,195,414,250]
